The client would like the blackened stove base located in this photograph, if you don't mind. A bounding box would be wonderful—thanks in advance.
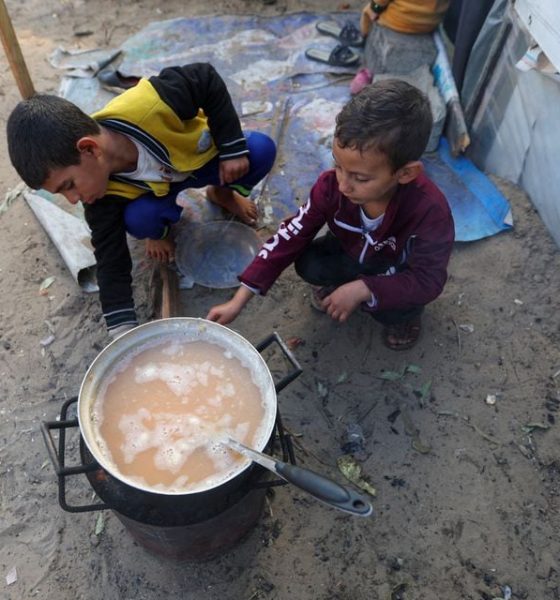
[81,440,269,527]
[114,487,267,561]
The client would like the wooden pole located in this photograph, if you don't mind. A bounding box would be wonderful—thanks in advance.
[0,0,34,99]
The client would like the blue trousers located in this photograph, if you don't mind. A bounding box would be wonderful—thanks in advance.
[124,131,276,239]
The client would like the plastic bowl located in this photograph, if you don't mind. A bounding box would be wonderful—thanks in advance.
[175,220,262,289]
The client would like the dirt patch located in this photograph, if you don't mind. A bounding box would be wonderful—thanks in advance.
[0,2,559,599]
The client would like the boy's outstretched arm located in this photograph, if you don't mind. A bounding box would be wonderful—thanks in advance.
[206,285,255,325]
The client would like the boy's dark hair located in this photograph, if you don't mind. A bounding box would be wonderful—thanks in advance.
[6,94,100,189]
[334,79,433,171]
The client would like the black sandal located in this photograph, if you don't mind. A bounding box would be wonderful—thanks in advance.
[316,20,364,47]
[305,44,360,67]
[382,316,422,351]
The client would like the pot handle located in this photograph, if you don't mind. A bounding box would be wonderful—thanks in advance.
[40,400,109,513]
[255,332,303,393]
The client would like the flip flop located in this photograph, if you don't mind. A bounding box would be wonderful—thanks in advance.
[316,20,364,47]
[305,44,360,68]
[382,316,422,351]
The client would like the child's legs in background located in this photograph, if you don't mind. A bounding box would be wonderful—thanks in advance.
[172,130,275,224]
[186,131,276,195]
[294,232,423,324]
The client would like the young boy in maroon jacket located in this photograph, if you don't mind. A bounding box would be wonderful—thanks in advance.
[207,79,454,350]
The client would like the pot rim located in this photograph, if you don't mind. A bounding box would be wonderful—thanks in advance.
[78,318,277,496]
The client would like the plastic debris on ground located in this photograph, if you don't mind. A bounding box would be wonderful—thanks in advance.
[40,334,56,347]
[0,182,27,215]
[5,566,17,586]
[341,423,367,460]
[39,276,56,296]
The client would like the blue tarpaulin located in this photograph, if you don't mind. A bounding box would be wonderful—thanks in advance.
[60,12,513,241]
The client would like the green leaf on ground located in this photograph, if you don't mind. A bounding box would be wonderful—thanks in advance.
[379,370,404,381]
[337,455,377,497]
[521,422,550,434]
[94,513,105,536]
[414,380,432,404]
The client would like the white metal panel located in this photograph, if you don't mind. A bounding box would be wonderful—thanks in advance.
[514,0,560,71]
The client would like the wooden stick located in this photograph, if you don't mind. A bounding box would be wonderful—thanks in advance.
[159,264,180,319]
[0,0,34,99]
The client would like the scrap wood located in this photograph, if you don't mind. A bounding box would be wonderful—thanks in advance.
[150,264,181,319]
[451,318,462,351]
[161,265,180,319]
[283,425,332,468]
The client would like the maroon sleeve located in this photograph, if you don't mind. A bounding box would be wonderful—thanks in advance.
[239,175,333,294]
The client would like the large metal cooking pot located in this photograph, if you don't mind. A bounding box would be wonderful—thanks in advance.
[78,317,278,498]
[40,322,302,559]
[42,318,371,535]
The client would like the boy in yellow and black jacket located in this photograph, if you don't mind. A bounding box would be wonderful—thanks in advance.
[7,63,276,337]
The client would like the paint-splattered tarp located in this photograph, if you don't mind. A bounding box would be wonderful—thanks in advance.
[60,12,512,241]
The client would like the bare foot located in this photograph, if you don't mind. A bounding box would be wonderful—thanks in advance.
[206,185,258,226]
[145,237,175,263]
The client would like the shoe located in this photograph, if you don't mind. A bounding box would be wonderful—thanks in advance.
[316,20,364,47]
[98,69,140,94]
[305,44,360,68]
[382,316,422,351]
[309,285,336,312]
[350,68,373,95]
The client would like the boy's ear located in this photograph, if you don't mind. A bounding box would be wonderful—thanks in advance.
[396,161,423,184]
[76,136,101,157]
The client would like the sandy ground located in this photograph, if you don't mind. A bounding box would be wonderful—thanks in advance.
[1,1,560,599]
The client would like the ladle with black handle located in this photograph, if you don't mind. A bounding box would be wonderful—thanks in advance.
[223,437,373,517]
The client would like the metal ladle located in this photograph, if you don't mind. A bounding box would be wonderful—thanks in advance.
[222,437,373,517]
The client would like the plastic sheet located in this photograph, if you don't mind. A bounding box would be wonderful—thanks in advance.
[468,6,560,246]
[56,12,513,249]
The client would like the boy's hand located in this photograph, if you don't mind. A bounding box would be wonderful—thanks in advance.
[206,285,254,325]
[206,300,243,325]
[219,156,250,185]
[323,280,372,322]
